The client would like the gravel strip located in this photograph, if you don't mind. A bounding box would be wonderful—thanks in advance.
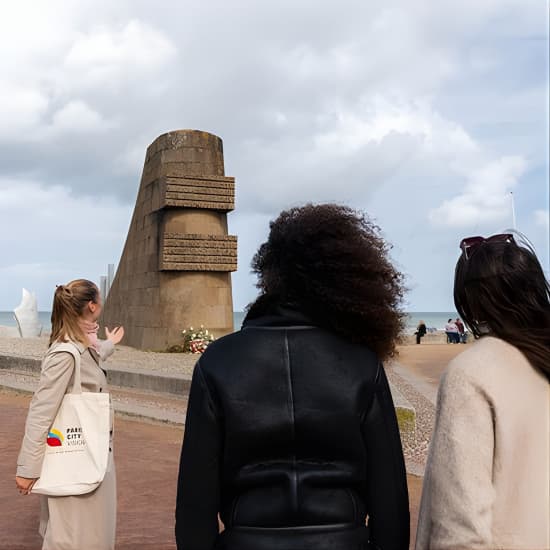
[386,363,436,475]
[0,336,198,376]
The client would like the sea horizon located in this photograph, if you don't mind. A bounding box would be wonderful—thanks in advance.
[0,310,460,335]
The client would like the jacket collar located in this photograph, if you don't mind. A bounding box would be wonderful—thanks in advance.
[50,339,87,355]
[242,304,316,329]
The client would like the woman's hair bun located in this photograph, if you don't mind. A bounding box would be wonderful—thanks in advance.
[56,284,73,297]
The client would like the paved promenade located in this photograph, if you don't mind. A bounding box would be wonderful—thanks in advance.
[2,389,182,550]
[2,389,423,550]
[0,339,470,549]
[396,344,467,393]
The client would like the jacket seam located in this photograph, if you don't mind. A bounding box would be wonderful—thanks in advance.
[359,360,383,421]
[284,331,299,516]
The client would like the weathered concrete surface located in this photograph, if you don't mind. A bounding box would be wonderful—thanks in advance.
[0,354,192,396]
[0,354,39,373]
[101,130,237,351]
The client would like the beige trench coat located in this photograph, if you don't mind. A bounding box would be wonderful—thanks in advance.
[17,339,116,550]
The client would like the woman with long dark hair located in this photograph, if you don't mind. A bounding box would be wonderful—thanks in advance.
[176,204,410,550]
[416,233,550,549]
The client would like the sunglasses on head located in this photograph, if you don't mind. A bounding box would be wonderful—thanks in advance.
[459,233,515,260]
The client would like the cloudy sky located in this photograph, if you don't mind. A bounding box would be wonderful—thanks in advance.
[0,0,548,312]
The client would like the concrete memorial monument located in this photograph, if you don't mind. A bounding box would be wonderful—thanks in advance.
[101,130,237,350]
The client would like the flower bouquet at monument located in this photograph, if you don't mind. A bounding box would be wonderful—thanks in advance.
[182,325,215,354]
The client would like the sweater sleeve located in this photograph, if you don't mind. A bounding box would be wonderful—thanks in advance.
[362,364,410,550]
[16,351,75,478]
[416,362,495,550]
[175,362,221,550]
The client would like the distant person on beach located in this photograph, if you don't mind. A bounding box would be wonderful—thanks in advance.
[415,320,427,344]
[455,317,466,343]
[416,233,550,550]
[15,279,124,550]
[176,204,410,550]
[444,318,459,343]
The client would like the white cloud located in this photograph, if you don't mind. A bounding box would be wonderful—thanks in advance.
[535,209,549,229]
[0,177,133,309]
[115,139,148,176]
[229,94,487,219]
[314,96,479,157]
[62,19,177,92]
[0,13,176,144]
[0,85,49,139]
[0,178,131,251]
[50,100,114,133]
[429,156,527,228]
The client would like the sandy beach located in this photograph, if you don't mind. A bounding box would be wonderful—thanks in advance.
[397,342,469,388]
[0,338,470,549]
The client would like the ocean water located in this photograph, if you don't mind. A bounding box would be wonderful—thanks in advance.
[0,311,456,335]
[0,311,248,334]
[0,311,53,331]
[404,312,461,333]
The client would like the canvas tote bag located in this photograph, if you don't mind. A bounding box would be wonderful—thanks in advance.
[32,343,111,496]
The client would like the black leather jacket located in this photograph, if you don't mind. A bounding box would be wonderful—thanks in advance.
[175,308,409,550]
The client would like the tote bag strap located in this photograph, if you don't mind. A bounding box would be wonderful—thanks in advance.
[49,342,83,394]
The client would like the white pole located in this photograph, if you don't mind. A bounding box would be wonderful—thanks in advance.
[107,264,114,298]
[100,276,107,304]
[510,191,517,230]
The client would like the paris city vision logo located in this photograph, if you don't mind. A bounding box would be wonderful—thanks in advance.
[47,426,86,447]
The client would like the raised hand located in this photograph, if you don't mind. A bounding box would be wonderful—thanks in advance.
[105,326,125,345]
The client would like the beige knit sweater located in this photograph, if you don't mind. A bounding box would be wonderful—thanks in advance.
[416,336,550,550]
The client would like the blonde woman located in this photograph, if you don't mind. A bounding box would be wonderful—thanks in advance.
[15,279,124,550]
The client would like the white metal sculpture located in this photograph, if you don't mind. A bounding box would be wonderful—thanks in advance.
[14,288,42,338]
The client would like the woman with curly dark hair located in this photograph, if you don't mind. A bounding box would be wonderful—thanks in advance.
[176,204,410,550]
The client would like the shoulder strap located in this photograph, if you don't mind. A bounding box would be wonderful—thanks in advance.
[48,342,83,394]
